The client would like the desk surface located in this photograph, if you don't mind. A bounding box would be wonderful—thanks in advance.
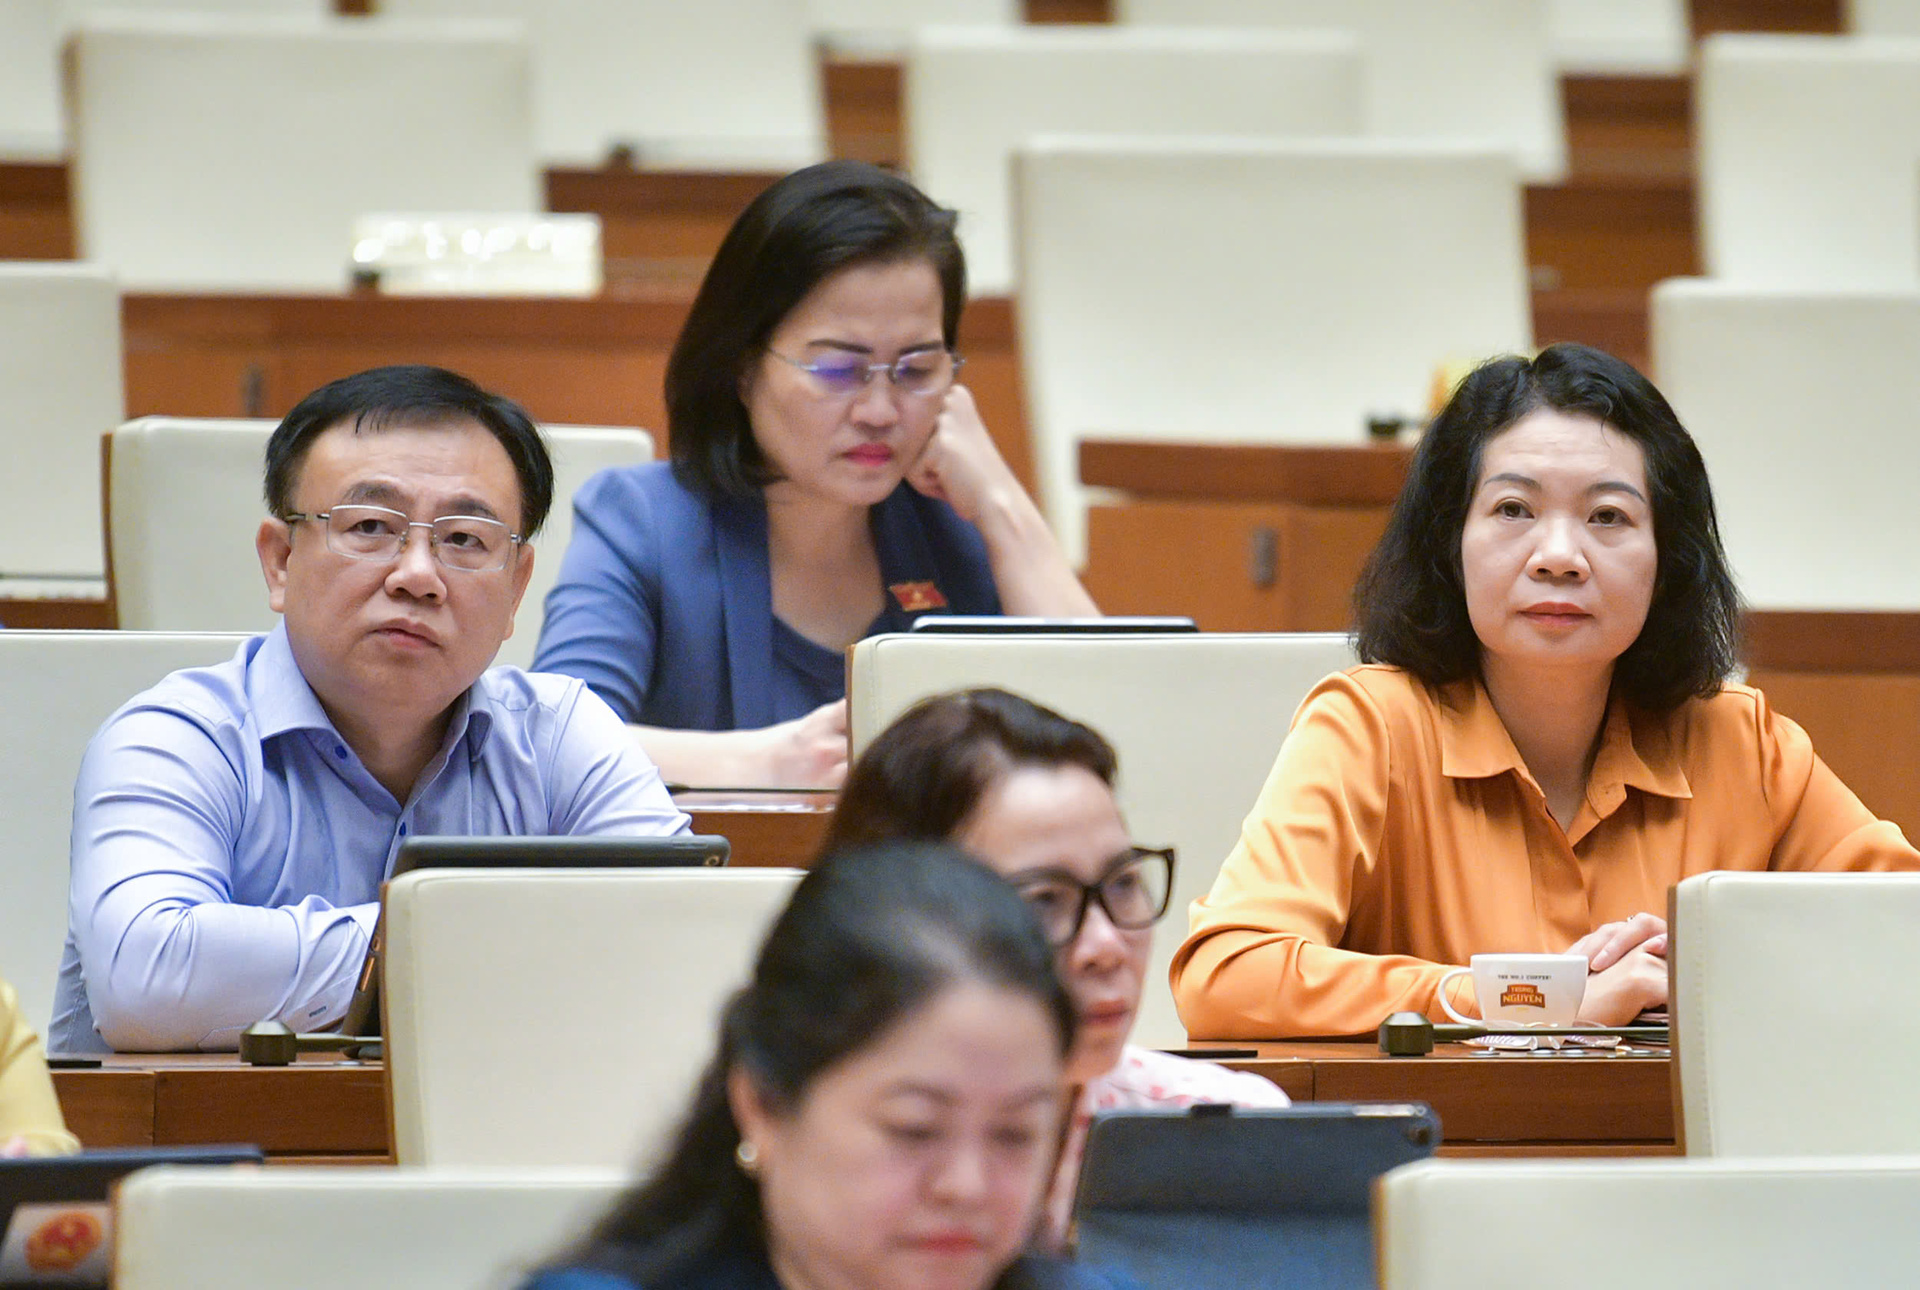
[54,1040,1673,1162]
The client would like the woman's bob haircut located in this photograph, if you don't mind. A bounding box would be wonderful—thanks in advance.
[1352,342,1741,711]
[665,159,966,498]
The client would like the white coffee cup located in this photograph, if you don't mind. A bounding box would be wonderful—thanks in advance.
[1436,953,1588,1028]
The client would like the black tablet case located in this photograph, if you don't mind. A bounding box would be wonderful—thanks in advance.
[1072,1102,1440,1290]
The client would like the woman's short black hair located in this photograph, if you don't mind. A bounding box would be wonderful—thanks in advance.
[820,687,1119,857]
[665,159,966,498]
[1353,342,1740,711]
[547,841,1072,1287]
[263,364,555,538]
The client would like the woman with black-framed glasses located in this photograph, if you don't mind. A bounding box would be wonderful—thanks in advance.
[531,162,1093,792]
[820,688,1288,1249]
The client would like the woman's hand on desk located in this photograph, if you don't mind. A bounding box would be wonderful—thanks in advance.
[1576,941,1670,1025]
[754,698,849,790]
[1566,912,1668,973]
[1,1135,29,1158]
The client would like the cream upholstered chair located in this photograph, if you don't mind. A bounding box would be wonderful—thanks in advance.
[114,1165,625,1290]
[1649,279,1920,609]
[811,0,1015,56]
[373,0,823,169]
[846,630,1358,1048]
[67,12,538,290]
[0,263,121,587]
[0,631,250,1041]
[1015,137,1527,563]
[1116,0,1566,182]
[107,418,653,669]
[1545,0,1689,73]
[1852,0,1920,33]
[904,26,1362,295]
[1377,1156,1920,1287]
[384,867,803,1166]
[0,0,62,160]
[1697,34,1920,287]
[1671,871,1920,1157]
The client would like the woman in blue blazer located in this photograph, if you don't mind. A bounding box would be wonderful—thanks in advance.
[532,162,1094,788]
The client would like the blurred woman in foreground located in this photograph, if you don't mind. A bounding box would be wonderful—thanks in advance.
[526,842,1132,1290]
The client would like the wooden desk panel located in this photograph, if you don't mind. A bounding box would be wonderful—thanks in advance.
[1225,1041,1674,1153]
[120,292,1036,497]
[678,791,836,869]
[50,1069,154,1148]
[60,1042,1667,1163]
[55,1055,388,1161]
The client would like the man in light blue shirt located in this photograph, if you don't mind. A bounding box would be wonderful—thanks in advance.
[52,366,689,1052]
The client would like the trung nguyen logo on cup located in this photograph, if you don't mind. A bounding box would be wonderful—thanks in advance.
[1499,982,1547,1010]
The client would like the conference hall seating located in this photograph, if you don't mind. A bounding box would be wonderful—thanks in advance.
[903,24,1364,295]
[382,867,802,1166]
[1671,871,1920,1156]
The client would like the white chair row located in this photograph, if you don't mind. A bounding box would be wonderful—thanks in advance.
[113,1165,623,1290]
[1377,1156,1920,1287]
[104,1152,1920,1289]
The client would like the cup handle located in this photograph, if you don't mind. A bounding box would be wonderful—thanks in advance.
[1435,966,1476,1025]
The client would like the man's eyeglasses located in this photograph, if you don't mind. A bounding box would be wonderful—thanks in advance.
[768,348,964,399]
[282,505,524,573]
[1010,847,1176,949]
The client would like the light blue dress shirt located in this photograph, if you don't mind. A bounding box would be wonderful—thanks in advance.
[50,625,689,1053]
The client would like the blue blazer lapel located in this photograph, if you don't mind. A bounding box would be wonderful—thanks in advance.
[710,492,776,731]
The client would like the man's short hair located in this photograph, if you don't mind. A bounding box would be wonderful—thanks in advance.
[263,365,556,538]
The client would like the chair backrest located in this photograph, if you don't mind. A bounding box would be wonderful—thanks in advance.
[846,631,1357,1047]
[108,418,653,668]
[1015,137,1526,563]
[811,0,1016,55]
[373,0,824,168]
[114,1164,625,1290]
[1697,34,1920,287]
[0,263,121,580]
[1545,0,1689,73]
[1377,1156,1920,1287]
[904,26,1363,296]
[1649,278,1920,609]
[1852,0,1920,34]
[1116,0,1566,181]
[0,0,61,160]
[383,867,803,1166]
[0,631,251,1039]
[1671,870,1920,1157]
[67,12,538,290]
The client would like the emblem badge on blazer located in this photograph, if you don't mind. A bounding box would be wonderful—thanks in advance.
[889,581,948,612]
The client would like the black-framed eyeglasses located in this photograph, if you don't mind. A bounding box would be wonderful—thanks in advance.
[282,504,524,573]
[1009,846,1175,949]
[767,347,965,398]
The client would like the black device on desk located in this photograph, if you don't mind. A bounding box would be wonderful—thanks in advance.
[339,833,731,1038]
[908,616,1198,633]
[0,1145,263,1287]
[1073,1102,1439,1290]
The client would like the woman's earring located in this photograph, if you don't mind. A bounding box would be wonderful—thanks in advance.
[735,1139,761,1176]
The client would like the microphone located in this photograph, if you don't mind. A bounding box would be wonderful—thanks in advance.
[1377,1011,1669,1056]
[239,1020,382,1066]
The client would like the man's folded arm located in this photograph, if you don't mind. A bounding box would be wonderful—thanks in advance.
[71,709,374,1051]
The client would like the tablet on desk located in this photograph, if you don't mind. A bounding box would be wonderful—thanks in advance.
[1073,1103,1439,1290]
[0,1146,263,1288]
[340,833,732,1039]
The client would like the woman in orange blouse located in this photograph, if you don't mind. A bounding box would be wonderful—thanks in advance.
[1172,343,1920,1040]
[1,976,78,1156]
